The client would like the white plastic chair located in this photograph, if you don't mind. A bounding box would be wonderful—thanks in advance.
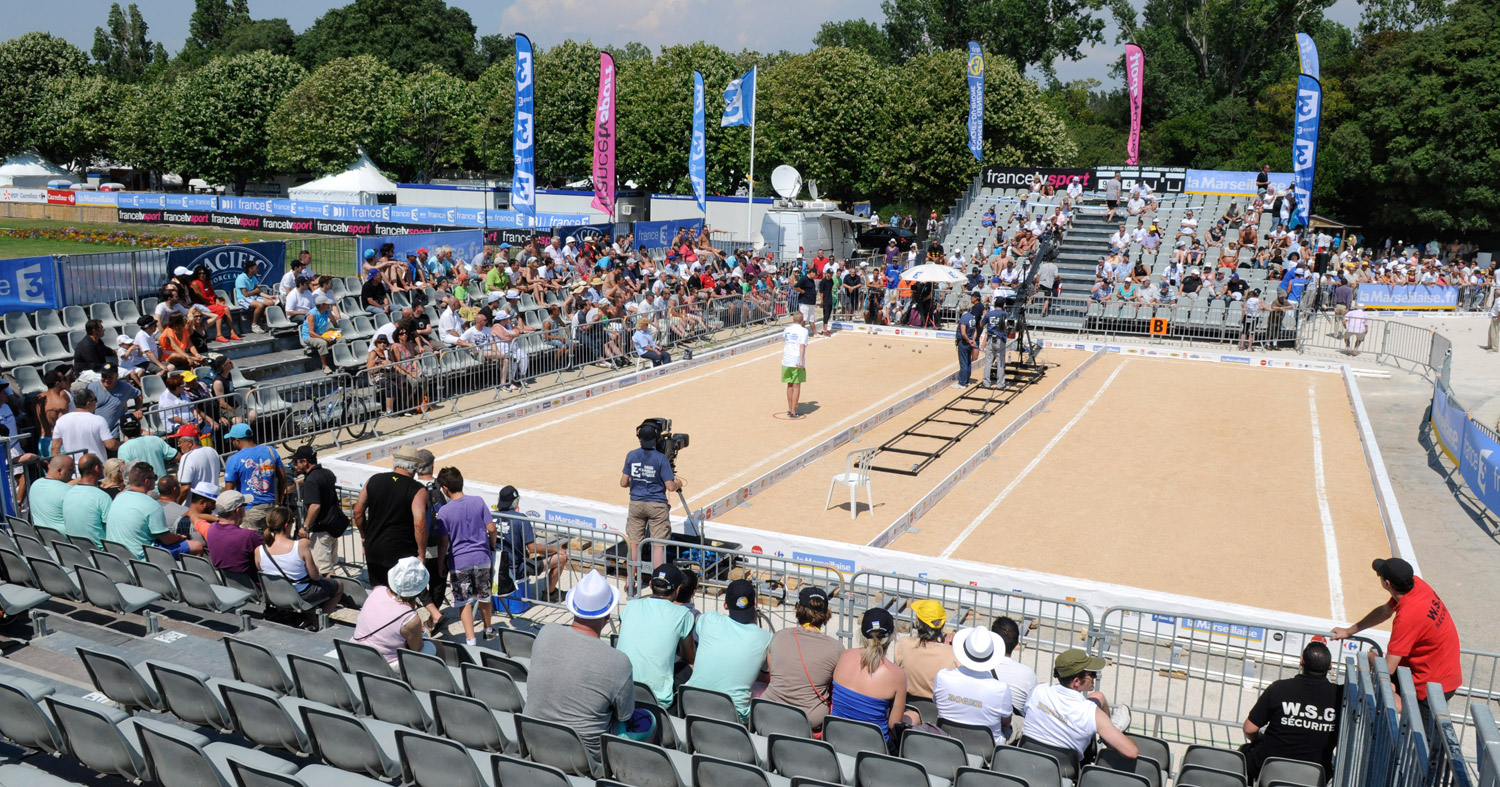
[825,449,876,519]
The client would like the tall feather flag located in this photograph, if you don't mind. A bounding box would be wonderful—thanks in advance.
[511,34,535,220]
[690,72,707,213]
[1124,43,1145,166]
[591,52,616,216]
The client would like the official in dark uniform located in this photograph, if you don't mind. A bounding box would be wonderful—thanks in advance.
[979,296,1010,388]
[955,291,981,388]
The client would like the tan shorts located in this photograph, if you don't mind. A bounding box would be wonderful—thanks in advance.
[626,500,671,546]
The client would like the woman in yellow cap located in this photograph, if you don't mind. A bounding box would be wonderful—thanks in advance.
[891,599,959,701]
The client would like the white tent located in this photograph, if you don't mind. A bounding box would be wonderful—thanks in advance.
[287,149,398,204]
[0,152,72,188]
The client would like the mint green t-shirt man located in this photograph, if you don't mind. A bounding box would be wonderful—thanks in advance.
[685,579,772,719]
[615,565,697,708]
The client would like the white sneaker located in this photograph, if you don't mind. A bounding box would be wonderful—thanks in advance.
[250,325,265,334]
[1111,703,1133,732]
[951,382,967,388]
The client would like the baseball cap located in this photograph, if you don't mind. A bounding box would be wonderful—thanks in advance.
[496,485,520,508]
[798,586,829,609]
[214,490,247,516]
[388,556,431,598]
[497,243,512,249]
[861,607,894,638]
[173,266,193,276]
[190,481,219,501]
[418,248,428,256]
[1053,648,1107,678]
[171,424,200,439]
[226,423,252,440]
[1372,557,1415,588]
[315,295,334,306]
[364,249,376,260]
[116,334,133,347]
[487,291,504,303]
[506,289,520,299]
[911,599,947,628]
[650,563,685,593]
[100,363,118,377]
[291,445,317,464]
[724,579,757,624]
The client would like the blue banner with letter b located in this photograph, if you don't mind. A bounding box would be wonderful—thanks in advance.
[0,255,60,312]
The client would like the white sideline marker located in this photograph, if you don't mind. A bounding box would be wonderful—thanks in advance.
[940,360,1129,559]
[1308,382,1347,622]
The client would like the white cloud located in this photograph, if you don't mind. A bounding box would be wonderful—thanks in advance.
[497,0,880,53]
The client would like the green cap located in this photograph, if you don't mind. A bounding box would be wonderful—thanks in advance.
[1053,649,1107,679]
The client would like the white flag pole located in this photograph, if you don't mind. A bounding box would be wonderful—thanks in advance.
[745,66,757,242]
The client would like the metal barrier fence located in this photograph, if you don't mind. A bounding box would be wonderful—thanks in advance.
[1297,312,1453,380]
[1335,655,1477,787]
[1297,283,1494,315]
[638,537,850,633]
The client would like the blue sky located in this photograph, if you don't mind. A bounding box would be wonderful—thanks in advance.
[13,0,1362,89]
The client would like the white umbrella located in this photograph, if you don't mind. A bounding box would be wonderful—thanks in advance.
[899,264,967,284]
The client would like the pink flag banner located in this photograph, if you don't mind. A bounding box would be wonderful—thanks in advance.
[1125,43,1144,166]
[591,52,616,216]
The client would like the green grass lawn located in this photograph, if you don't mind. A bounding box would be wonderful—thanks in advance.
[0,216,310,258]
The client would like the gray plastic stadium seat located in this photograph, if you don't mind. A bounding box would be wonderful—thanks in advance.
[102,538,139,565]
[10,366,45,397]
[1256,758,1324,787]
[89,549,137,585]
[45,694,152,781]
[1097,749,1163,787]
[266,306,296,331]
[431,690,519,754]
[0,677,65,754]
[767,734,854,784]
[954,768,1028,787]
[0,763,85,787]
[789,779,844,787]
[602,734,692,787]
[1182,746,1248,779]
[901,728,983,781]
[29,558,84,602]
[262,574,322,627]
[179,552,221,584]
[218,681,323,756]
[225,636,294,695]
[0,546,37,587]
[822,716,888,759]
[3,313,36,340]
[338,638,396,677]
[516,713,602,778]
[0,581,49,619]
[499,628,537,658]
[76,648,163,712]
[692,754,790,787]
[146,660,237,731]
[395,728,497,787]
[76,564,161,615]
[1178,764,1249,787]
[751,699,813,739]
[907,697,939,724]
[135,715,299,787]
[35,335,69,364]
[14,534,52,562]
[680,686,741,724]
[358,671,438,733]
[1079,765,1151,786]
[1020,737,1081,781]
[993,745,1063,787]
[478,651,530,682]
[686,715,769,768]
[288,654,363,713]
[855,750,940,787]
[299,704,405,780]
[399,647,465,694]
[173,568,254,614]
[937,718,998,766]
[230,761,391,787]
[493,753,587,787]
[130,560,181,601]
[462,663,527,712]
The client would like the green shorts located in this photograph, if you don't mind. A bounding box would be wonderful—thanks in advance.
[781,365,807,384]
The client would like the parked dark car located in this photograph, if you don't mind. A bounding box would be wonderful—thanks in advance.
[856,225,917,250]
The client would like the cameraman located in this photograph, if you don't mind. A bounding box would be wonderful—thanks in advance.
[620,421,682,568]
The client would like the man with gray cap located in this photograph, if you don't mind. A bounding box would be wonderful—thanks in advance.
[1021,649,1137,772]
[203,490,262,577]
[353,445,429,590]
[301,293,342,374]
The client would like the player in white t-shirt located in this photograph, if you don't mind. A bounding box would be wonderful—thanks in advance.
[780,314,810,419]
[933,627,1015,745]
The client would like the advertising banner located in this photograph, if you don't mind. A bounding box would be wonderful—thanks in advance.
[966,42,984,162]
[721,66,755,127]
[1292,74,1321,229]
[512,34,536,219]
[1095,165,1187,195]
[633,218,704,250]
[0,187,46,203]
[1124,43,1144,166]
[547,222,616,247]
[0,255,60,312]
[74,191,118,206]
[1356,284,1459,310]
[1185,169,1295,196]
[117,192,167,209]
[46,188,75,206]
[1460,419,1500,515]
[487,228,536,247]
[165,241,285,302]
[980,166,1092,191]
[591,51,616,216]
[690,71,707,213]
[1297,32,1321,80]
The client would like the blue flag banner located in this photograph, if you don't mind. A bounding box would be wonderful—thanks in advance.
[1291,74,1321,230]
[0,255,60,312]
[512,34,536,220]
[166,242,285,301]
[721,67,755,128]
[966,42,984,162]
[1296,33,1320,80]
[691,71,708,213]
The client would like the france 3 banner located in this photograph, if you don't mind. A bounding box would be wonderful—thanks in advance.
[966,42,984,162]
[633,218,704,250]
[512,34,537,219]
[166,242,285,301]
[721,66,755,127]
[0,255,60,313]
[1124,43,1145,166]
[591,51,616,216]
[1430,384,1500,515]
[690,71,708,213]
[1291,74,1321,230]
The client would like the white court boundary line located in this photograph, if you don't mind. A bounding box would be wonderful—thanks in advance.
[940,360,1129,559]
[1308,382,1348,622]
[1342,365,1420,573]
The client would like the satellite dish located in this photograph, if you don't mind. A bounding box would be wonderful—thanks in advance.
[808,180,820,200]
[771,165,803,200]
[751,232,766,249]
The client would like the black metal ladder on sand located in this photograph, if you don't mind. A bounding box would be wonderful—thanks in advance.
[865,363,1044,477]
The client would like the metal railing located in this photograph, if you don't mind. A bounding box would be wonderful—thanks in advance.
[1296,313,1453,381]
[1335,655,1477,787]
[638,537,850,633]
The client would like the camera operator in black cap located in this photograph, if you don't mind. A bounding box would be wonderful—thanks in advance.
[620,420,682,568]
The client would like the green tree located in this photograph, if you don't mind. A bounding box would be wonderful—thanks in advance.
[112,81,173,176]
[296,0,481,79]
[1042,79,1128,167]
[532,40,605,187]
[158,51,306,193]
[471,60,515,176]
[759,47,892,199]
[29,75,122,171]
[615,43,751,194]
[606,42,653,64]
[0,32,89,157]
[218,18,297,57]
[1357,0,1447,39]
[178,0,251,66]
[478,34,514,67]
[812,20,896,65]
[267,55,403,175]
[878,0,1107,74]
[92,3,155,82]
[386,66,481,181]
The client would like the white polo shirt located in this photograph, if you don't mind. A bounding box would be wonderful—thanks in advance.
[933,667,1013,744]
[1021,683,1098,759]
[989,656,1039,713]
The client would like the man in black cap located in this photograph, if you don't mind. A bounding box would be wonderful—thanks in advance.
[292,445,348,575]
[685,578,772,720]
[761,586,843,729]
[495,485,567,600]
[1241,641,1342,781]
[1021,648,1138,774]
[1332,557,1462,725]
[620,420,681,569]
[615,563,697,709]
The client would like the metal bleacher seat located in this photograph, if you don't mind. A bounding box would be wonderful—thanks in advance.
[299,703,404,781]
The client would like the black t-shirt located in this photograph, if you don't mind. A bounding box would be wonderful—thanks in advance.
[73,336,109,373]
[1245,674,1342,775]
[361,279,389,307]
[795,276,816,305]
[299,465,348,537]
[1226,278,1249,296]
[817,276,834,302]
[1181,275,1202,294]
[361,471,423,565]
[1256,170,1270,188]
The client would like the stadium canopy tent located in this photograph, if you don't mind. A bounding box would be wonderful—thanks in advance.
[0,151,72,187]
[287,149,397,204]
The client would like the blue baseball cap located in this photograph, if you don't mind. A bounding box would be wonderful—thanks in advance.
[363,249,375,260]
[226,424,253,440]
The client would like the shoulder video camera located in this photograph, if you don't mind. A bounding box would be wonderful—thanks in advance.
[639,417,690,467]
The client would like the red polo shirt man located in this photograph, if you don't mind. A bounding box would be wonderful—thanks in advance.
[1332,558,1461,717]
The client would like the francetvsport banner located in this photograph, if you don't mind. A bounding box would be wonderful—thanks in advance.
[166,241,285,301]
[981,166,1093,190]
[0,255,60,312]
[1185,169,1295,197]
[1356,284,1459,310]
[358,231,484,271]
